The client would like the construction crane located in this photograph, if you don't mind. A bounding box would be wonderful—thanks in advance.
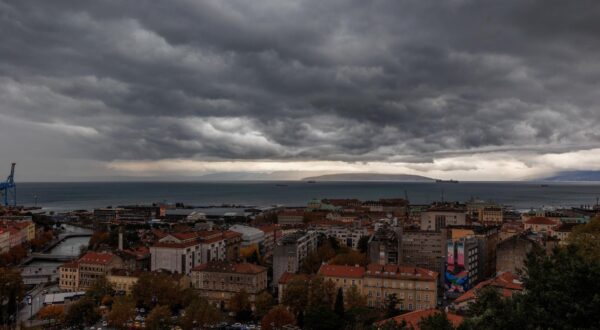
[0,163,16,207]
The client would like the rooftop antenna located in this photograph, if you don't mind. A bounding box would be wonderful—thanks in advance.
[441,189,445,203]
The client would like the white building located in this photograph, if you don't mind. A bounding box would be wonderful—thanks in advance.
[273,231,318,284]
[420,208,467,231]
[229,225,265,247]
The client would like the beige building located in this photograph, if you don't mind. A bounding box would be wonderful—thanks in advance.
[59,261,80,292]
[523,217,558,234]
[364,264,438,311]
[0,229,9,253]
[318,264,365,294]
[107,269,140,295]
[59,251,123,292]
[191,261,267,310]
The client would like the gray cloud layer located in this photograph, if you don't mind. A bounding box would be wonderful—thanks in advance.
[1,0,600,178]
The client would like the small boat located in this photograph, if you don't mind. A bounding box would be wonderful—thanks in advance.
[275,184,288,187]
[307,180,317,183]
[541,184,549,187]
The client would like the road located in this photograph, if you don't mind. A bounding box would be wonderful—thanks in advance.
[18,284,57,327]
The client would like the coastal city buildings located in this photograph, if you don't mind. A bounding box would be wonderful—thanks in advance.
[364,264,438,310]
[273,230,318,284]
[59,251,124,292]
[191,261,268,309]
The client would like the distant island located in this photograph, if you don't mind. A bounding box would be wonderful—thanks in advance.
[539,170,600,182]
[301,173,436,182]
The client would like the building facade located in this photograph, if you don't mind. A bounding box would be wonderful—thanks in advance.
[273,231,318,284]
[364,264,438,311]
[191,261,267,310]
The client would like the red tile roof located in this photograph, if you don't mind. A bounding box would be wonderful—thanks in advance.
[79,252,116,265]
[60,261,79,269]
[318,264,365,278]
[378,309,463,330]
[192,261,266,274]
[454,272,523,304]
[524,217,557,225]
[366,264,438,281]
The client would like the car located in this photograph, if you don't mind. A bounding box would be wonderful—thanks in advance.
[102,321,108,327]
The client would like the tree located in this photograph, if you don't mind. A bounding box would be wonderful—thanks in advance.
[462,244,600,329]
[132,272,181,309]
[307,276,336,309]
[304,305,341,330]
[379,319,409,330]
[37,305,64,325]
[146,305,172,330]
[384,294,401,318]
[108,296,135,330]
[357,236,370,254]
[261,306,295,330]
[345,285,367,310]
[64,297,100,327]
[329,250,367,267]
[334,288,344,317]
[87,276,115,304]
[254,291,275,319]
[0,268,24,326]
[281,277,309,316]
[229,289,252,321]
[419,311,455,330]
[182,297,222,329]
[567,216,600,262]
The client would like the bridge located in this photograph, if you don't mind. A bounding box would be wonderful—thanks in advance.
[29,253,78,262]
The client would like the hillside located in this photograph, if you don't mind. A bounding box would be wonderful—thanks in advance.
[301,173,436,182]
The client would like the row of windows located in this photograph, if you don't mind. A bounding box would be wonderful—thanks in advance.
[363,280,432,290]
[367,291,430,301]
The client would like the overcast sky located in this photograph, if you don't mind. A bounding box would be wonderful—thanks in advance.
[1,0,600,181]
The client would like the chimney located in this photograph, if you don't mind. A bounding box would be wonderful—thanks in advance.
[118,226,124,251]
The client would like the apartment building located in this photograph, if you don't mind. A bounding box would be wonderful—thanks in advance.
[364,264,438,311]
[59,252,123,291]
[150,230,241,275]
[191,261,267,309]
[420,207,467,231]
[273,230,318,283]
[318,264,365,294]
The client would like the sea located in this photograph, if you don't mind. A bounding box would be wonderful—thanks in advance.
[13,181,600,212]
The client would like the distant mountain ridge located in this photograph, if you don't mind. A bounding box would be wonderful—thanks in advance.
[301,173,436,182]
[539,170,600,182]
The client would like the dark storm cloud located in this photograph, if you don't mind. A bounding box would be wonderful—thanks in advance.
[1,0,600,166]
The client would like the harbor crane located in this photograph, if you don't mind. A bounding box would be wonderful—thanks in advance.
[0,163,16,207]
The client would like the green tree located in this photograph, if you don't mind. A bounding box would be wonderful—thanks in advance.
[419,311,455,330]
[334,288,344,317]
[463,244,600,329]
[304,306,341,330]
[378,319,409,330]
[308,276,336,309]
[567,216,600,262]
[146,305,172,330]
[384,293,401,318]
[345,285,367,309]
